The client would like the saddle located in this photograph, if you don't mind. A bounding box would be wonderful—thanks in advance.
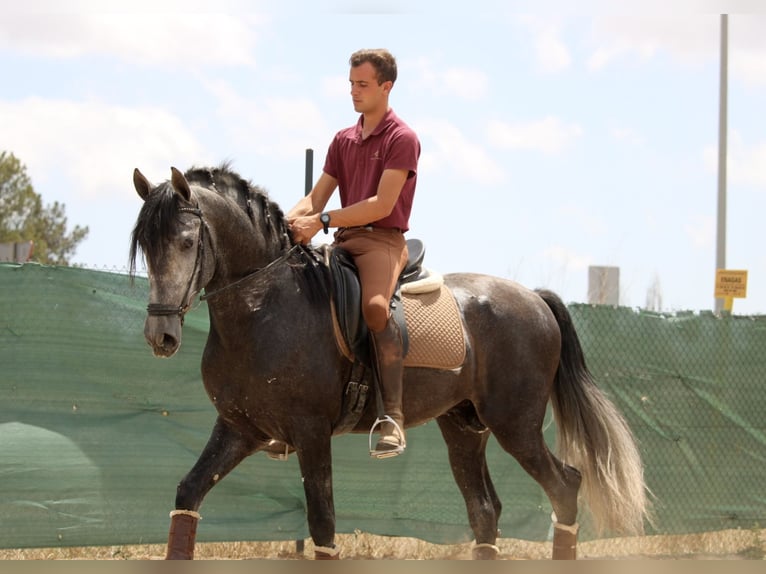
[327,238,429,368]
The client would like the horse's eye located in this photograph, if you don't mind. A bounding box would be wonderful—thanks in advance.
[182,236,195,250]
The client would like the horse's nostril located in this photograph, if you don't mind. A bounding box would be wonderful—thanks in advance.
[163,334,178,349]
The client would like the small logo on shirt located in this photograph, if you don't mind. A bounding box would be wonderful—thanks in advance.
[371,150,382,161]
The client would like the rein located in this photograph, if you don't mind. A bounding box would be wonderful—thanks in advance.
[200,244,301,302]
[146,206,209,323]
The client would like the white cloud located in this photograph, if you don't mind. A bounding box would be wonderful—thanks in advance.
[703,130,766,189]
[584,13,766,86]
[536,28,572,73]
[202,78,332,160]
[515,15,572,74]
[486,116,583,154]
[586,15,718,72]
[0,11,262,69]
[414,118,505,185]
[409,57,489,101]
[0,97,207,200]
[733,46,766,88]
[727,15,766,86]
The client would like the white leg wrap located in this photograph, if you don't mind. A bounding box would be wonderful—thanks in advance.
[169,509,202,520]
[553,521,579,535]
[314,545,339,557]
[474,543,500,552]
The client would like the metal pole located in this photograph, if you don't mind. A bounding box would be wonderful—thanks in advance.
[714,14,728,313]
[295,146,314,556]
[304,148,314,196]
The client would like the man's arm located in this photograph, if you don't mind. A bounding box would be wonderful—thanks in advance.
[286,173,338,244]
[286,172,338,219]
[288,168,408,244]
[324,168,408,228]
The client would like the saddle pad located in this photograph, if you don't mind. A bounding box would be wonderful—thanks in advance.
[402,285,466,369]
[331,285,466,371]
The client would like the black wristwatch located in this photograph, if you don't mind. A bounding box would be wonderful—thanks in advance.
[319,212,331,234]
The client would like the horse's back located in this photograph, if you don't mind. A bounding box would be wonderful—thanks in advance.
[444,272,555,322]
[443,272,562,367]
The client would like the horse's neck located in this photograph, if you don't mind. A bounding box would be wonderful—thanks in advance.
[205,240,287,300]
[205,259,323,343]
[204,197,284,284]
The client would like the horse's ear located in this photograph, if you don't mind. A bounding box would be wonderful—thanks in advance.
[170,167,192,202]
[133,168,153,201]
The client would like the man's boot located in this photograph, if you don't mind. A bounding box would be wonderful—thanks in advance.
[370,316,406,458]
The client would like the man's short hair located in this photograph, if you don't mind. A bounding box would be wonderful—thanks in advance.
[349,48,397,84]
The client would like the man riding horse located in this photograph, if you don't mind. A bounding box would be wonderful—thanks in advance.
[287,48,420,458]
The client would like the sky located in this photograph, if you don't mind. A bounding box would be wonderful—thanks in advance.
[2,1,766,314]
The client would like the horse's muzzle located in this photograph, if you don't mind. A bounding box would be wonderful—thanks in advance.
[145,316,182,357]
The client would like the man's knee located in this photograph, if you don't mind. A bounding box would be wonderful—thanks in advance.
[363,301,389,333]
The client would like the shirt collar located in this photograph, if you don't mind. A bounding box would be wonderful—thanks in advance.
[355,108,395,138]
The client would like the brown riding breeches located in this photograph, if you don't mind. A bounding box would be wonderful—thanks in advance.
[333,227,408,333]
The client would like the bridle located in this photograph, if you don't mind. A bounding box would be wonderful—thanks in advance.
[146,206,210,324]
[145,202,300,323]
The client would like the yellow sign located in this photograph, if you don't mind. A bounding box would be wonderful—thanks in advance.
[715,269,748,299]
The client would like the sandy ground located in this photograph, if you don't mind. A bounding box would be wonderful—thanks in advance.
[1,529,764,560]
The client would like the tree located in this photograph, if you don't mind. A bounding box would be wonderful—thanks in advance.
[0,151,88,265]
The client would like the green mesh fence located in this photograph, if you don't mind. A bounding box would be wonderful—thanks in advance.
[572,305,766,534]
[1,263,764,550]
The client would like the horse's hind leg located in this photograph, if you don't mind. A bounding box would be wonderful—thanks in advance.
[435,413,500,560]
[487,409,582,559]
[166,417,255,559]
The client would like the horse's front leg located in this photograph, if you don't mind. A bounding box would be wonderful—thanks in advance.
[166,416,256,560]
[292,421,337,560]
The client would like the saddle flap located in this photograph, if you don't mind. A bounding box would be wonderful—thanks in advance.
[328,247,370,365]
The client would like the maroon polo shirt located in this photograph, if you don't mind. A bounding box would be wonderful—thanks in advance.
[323,108,420,232]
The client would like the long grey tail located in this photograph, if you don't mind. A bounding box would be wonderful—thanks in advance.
[536,288,651,535]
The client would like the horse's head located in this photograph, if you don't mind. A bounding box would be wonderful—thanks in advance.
[130,167,216,357]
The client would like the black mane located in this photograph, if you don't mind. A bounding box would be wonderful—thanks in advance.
[185,162,295,252]
[129,163,293,276]
[129,163,328,306]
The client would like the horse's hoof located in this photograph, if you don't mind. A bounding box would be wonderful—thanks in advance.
[165,551,193,560]
[472,543,499,560]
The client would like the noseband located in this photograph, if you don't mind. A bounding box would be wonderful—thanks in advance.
[146,206,209,324]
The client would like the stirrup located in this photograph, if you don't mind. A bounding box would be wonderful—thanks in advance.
[265,439,291,461]
[368,415,405,459]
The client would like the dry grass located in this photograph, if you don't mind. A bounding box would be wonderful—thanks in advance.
[1,529,764,560]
